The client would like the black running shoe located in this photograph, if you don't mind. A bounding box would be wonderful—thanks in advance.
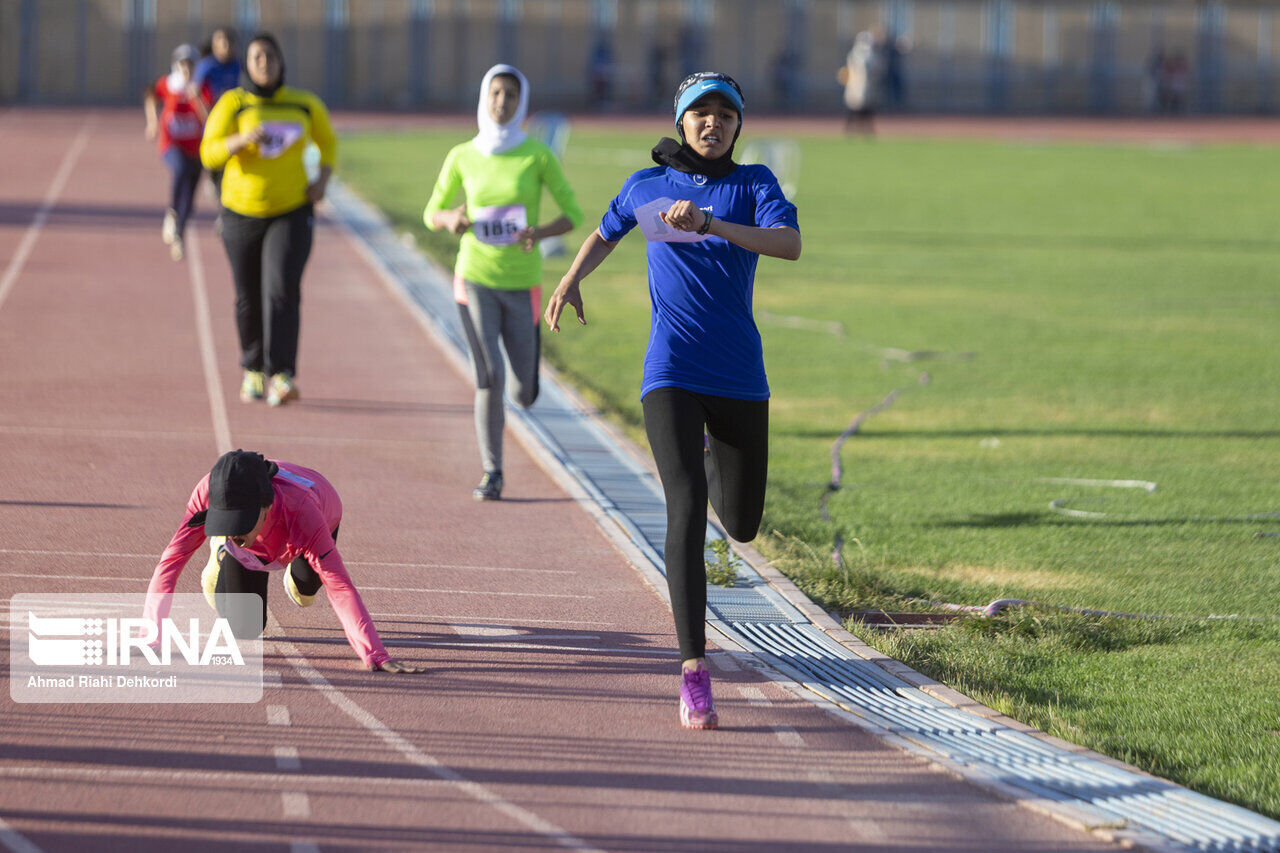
[472,471,503,501]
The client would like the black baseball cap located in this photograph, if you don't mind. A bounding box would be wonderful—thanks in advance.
[201,450,277,536]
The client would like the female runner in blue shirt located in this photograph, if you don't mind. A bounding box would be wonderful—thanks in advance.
[545,72,800,729]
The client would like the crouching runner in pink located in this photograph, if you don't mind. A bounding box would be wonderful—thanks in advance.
[145,449,423,673]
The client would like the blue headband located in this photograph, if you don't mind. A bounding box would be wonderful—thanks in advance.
[673,72,745,127]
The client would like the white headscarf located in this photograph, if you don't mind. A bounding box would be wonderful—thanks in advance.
[472,64,529,156]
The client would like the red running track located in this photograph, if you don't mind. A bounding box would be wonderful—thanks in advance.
[0,108,1119,852]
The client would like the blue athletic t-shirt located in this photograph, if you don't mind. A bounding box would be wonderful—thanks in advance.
[192,56,242,102]
[598,163,798,401]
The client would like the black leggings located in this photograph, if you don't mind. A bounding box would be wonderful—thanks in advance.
[220,204,314,377]
[213,528,333,639]
[642,387,769,661]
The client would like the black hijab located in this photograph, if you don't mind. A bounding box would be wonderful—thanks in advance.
[240,32,285,98]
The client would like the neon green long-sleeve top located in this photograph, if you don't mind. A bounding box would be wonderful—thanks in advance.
[423,137,583,291]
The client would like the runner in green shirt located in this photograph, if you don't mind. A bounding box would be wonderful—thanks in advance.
[424,64,583,500]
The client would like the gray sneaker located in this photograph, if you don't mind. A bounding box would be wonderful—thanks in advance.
[472,471,503,501]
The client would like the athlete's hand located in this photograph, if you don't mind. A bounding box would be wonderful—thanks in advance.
[371,659,426,674]
[144,121,158,142]
[659,200,707,233]
[545,277,585,331]
[445,205,472,236]
[516,226,538,253]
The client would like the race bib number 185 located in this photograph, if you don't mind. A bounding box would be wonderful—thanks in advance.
[472,204,528,246]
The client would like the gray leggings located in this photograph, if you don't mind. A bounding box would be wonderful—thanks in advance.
[457,280,541,473]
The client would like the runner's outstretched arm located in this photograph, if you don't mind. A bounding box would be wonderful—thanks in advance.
[544,228,618,331]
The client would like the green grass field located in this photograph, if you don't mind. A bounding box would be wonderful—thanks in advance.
[339,125,1280,818]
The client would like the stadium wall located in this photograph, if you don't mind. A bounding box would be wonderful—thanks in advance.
[1,0,1275,114]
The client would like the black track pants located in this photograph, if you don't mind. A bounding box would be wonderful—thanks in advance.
[219,204,314,377]
[213,528,332,639]
[642,387,769,661]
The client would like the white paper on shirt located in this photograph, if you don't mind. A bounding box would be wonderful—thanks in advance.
[222,539,285,573]
[634,196,709,243]
[471,204,529,246]
[256,121,304,159]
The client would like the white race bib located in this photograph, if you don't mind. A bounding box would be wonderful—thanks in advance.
[256,121,304,159]
[634,196,710,243]
[471,204,528,246]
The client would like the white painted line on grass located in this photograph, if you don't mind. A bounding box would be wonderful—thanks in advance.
[738,685,772,706]
[267,705,292,726]
[274,746,302,771]
[281,792,311,819]
[0,117,92,317]
[271,632,605,852]
[773,726,806,748]
[186,231,232,455]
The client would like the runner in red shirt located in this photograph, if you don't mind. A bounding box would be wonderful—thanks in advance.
[144,44,210,261]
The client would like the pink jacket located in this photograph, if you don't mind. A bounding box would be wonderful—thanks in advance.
[145,461,390,667]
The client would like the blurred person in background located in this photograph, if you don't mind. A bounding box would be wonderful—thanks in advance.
[144,43,209,262]
[423,64,583,501]
[200,33,335,407]
[190,27,241,229]
[544,72,801,730]
[839,30,879,135]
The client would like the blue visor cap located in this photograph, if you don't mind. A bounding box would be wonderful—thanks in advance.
[674,73,745,126]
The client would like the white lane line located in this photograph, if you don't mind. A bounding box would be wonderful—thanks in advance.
[0,554,572,576]
[281,792,311,819]
[738,685,773,706]
[0,815,43,853]
[298,637,677,656]
[0,764,449,789]
[263,669,283,689]
[772,726,806,748]
[0,117,92,317]
[0,425,210,441]
[271,634,605,852]
[274,746,302,771]
[186,230,232,455]
[0,551,154,560]
[449,625,600,642]
[355,560,574,575]
[360,585,591,599]
[289,843,320,853]
[370,611,615,627]
[267,705,292,726]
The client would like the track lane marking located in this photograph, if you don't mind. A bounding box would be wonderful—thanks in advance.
[180,240,601,849]
[0,764,450,789]
[281,792,311,818]
[267,705,292,726]
[184,230,232,454]
[273,746,302,771]
[271,631,604,852]
[0,115,92,317]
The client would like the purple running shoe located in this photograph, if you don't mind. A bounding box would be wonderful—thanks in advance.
[679,665,718,730]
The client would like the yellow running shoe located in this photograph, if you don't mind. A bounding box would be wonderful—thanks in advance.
[282,566,316,607]
[240,370,265,403]
[201,537,225,611]
[266,372,299,407]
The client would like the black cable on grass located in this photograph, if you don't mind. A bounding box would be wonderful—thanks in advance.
[824,372,931,567]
